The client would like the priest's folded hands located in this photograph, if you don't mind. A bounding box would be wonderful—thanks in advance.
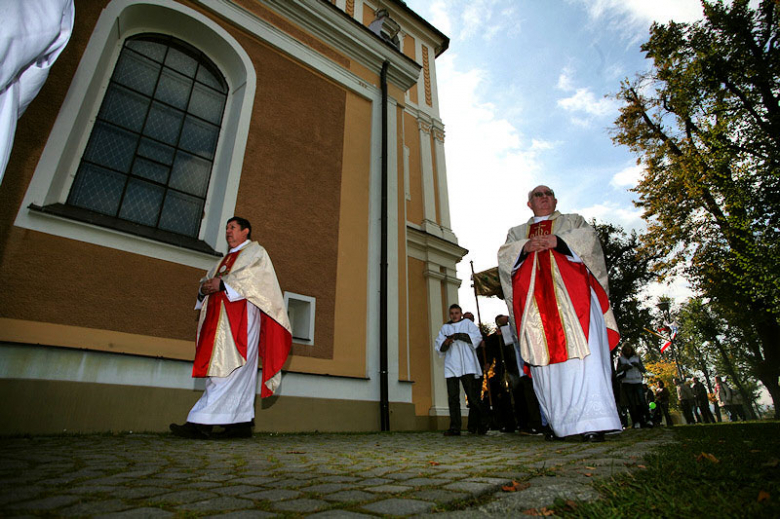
[523,234,558,253]
[200,278,222,295]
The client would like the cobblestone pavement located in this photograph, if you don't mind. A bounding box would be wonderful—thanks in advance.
[0,428,673,517]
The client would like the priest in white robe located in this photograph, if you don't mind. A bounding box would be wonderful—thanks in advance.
[435,304,488,435]
[170,217,292,439]
[497,185,621,442]
[0,0,74,184]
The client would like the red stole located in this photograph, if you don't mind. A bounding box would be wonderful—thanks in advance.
[511,220,595,364]
[193,250,248,377]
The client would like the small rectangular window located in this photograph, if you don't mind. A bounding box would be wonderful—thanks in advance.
[284,292,316,345]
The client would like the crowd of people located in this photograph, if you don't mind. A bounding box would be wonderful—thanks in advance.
[437,305,748,435]
[435,185,751,439]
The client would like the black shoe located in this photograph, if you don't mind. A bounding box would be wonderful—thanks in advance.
[443,430,461,436]
[581,432,605,443]
[169,422,212,439]
[212,422,253,439]
[542,426,560,441]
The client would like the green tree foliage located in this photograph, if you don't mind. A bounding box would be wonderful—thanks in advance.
[593,221,657,355]
[612,0,780,417]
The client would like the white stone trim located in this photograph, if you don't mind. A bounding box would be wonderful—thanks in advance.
[0,343,389,402]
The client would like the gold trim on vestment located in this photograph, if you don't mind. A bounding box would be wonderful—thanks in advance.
[206,300,246,378]
[550,251,590,360]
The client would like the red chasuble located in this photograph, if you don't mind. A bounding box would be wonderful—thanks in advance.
[511,220,617,365]
[193,250,247,377]
[192,245,293,398]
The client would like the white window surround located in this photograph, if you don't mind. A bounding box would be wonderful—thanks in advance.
[14,0,257,270]
[284,291,316,346]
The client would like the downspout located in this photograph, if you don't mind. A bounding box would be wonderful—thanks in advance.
[379,60,390,431]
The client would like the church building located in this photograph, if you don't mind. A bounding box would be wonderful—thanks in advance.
[0,0,468,434]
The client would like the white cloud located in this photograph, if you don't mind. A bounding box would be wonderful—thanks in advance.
[557,67,576,91]
[460,2,487,40]
[610,164,644,189]
[428,1,452,37]
[530,139,554,151]
[433,53,554,316]
[575,201,644,231]
[419,0,522,43]
[574,0,705,25]
[437,54,546,181]
[558,88,619,117]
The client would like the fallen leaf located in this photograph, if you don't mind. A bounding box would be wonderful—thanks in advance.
[758,490,770,503]
[502,480,531,492]
[428,461,441,466]
[696,452,720,463]
[564,500,578,510]
[637,464,647,469]
[583,473,594,477]
[584,466,596,470]
[539,507,555,516]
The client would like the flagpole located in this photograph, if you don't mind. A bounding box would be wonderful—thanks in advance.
[469,261,484,327]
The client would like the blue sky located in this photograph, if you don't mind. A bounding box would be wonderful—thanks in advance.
[402,0,714,320]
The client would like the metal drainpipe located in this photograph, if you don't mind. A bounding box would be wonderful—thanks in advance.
[379,60,390,431]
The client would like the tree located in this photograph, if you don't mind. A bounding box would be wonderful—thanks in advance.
[675,298,761,419]
[592,221,657,355]
[612,0,780,417]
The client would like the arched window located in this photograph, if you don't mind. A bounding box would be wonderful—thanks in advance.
[17,0,254,266]
[66,34,228,239]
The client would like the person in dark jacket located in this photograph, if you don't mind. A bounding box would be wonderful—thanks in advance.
[654,380,674,426]
[691,377,715,423]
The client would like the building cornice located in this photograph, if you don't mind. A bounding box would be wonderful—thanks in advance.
[407,225,467,265]
[385,0,449,56]
[197,0,421,91]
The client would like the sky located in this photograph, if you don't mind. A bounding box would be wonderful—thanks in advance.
[401,0,715,324]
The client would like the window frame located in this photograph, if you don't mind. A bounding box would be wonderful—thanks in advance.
[14,0,256,268]
[284,291,317,346]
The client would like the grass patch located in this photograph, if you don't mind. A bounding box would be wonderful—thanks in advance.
[554,422,780,517]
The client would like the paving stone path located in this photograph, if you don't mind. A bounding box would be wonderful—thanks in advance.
[0,428,674,517]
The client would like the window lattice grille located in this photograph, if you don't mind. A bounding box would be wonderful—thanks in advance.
[67,34,228,238]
